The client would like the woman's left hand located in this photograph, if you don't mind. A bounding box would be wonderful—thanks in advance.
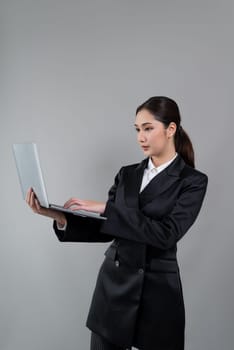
[63,197,106,214]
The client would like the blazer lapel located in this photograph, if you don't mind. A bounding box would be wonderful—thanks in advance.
[124,153,186,208]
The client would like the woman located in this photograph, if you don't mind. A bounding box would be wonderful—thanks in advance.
[26,96,208,350]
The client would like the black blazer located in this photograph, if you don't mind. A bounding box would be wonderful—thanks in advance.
[53,153,208,350]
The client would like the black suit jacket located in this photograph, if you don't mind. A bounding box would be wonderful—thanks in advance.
[53,153,208,349]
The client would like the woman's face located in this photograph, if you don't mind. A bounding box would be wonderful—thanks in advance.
[134,108,174,157]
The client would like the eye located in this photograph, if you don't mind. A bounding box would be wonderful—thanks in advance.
[134,127,153,132]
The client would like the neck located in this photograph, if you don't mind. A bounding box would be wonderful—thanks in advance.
[150,150,177,168]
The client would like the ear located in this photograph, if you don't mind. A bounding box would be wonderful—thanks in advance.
[167,122,177,138]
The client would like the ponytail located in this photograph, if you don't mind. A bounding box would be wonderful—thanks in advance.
[175,125,195,168]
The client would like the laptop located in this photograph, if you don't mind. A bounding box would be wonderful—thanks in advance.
[12,143,107,220]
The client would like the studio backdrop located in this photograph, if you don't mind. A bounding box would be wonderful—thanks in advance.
[1,1,233,349]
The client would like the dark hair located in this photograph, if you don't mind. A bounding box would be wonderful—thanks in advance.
[135,96,195,168]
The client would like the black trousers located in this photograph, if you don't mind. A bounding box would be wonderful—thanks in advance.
[90,331,134,350]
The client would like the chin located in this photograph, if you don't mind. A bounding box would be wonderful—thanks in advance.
[143,150,152,156]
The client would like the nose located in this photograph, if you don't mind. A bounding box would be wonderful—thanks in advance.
[137,130,146,143]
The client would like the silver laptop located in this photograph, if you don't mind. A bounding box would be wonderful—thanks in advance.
[12,143,107,220]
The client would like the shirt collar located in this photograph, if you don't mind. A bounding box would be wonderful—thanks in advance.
[147,152,178,172]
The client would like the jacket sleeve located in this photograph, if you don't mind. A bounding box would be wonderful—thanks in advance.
[100,168,208,250]
[53,213,115,242]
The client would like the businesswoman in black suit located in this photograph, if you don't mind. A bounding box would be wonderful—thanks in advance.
[26,96,208,350]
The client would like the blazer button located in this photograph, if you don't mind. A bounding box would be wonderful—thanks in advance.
[138,268,144,274]
[115,260,119,267]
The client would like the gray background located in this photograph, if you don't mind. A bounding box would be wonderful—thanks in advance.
[1,0,233,349]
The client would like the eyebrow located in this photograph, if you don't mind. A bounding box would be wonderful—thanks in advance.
[134,122,153,127]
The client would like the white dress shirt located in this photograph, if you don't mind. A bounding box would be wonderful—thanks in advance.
[139,152,178,192]
[56,152,178,231]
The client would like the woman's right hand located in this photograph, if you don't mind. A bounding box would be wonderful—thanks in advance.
[25,187,67,227]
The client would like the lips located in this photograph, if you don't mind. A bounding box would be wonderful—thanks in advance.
[142,146,149,150]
